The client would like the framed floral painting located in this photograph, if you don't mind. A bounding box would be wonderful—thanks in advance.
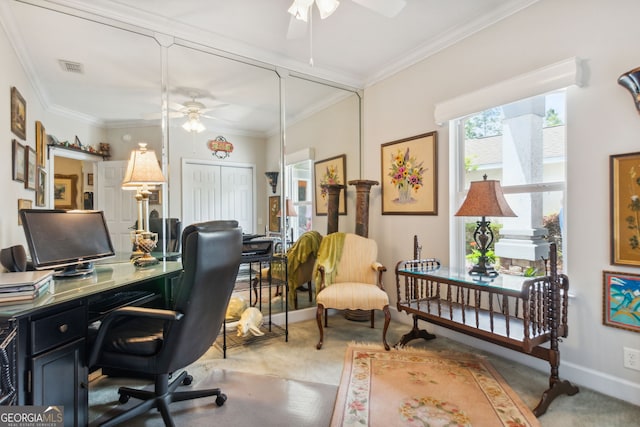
[314,154,346,216]
[381,131,437,215]
[610,151,640,266]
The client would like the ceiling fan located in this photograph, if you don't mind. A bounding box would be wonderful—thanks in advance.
[288,0,406,21]
[287,0,407,38]
[144,96,229,133]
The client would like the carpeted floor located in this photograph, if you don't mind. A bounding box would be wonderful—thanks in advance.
[89,311,640,426]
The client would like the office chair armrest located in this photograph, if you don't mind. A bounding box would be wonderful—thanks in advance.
[89,306,184,367]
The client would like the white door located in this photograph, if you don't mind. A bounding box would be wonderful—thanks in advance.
[96,160,136,253]
[182,160,254,233]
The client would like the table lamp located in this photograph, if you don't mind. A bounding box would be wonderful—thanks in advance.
[455,175,516,277]
[277,198,298,243]
[122,142,166,267]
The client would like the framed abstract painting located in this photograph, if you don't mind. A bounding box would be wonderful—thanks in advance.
[603,270,640,333]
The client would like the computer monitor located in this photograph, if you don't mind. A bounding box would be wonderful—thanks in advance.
[20,209,116,277]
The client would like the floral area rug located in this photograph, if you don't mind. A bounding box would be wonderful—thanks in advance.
[330,344,540,427]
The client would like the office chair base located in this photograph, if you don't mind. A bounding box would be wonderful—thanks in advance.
[101,370,226,427]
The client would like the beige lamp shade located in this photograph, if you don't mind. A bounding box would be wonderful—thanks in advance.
[455,175,516,218]
[121,143,165,188]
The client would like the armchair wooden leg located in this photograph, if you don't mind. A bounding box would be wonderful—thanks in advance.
[308,281,313,302]
[382,305,391,351]
[316,304,325,349]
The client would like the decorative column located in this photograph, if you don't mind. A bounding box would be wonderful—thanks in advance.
[348,179,379,237]
[323,184,345,234]
[345,180,379,322]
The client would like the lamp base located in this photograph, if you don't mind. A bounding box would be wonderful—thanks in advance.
[468,263,499,277]
[133,253,159,268]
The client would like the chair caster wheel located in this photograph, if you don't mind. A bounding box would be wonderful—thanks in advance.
[118,394,130,404]
[215,393,227,406]
[182,374,193,386]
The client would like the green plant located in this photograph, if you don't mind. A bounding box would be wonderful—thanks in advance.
[524,266,538,277]
[466,248,496,265]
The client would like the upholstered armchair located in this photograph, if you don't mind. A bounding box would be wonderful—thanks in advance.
[254,231,322,309]
[314,232,390,350]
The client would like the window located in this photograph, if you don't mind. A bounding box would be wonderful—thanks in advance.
[286,159,313,241]
[451,90,566,275]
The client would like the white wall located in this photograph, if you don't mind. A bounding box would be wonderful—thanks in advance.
[364,0,640,404]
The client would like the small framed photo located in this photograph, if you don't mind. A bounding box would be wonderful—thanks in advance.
[87,173,94,186]
[381,131,438,215]
[269,195,281,232]
[610,151,640,266]
[149,189,162,205]
[54,174,78,210]
[12,139,25,182]
[10,87,26,140]
[603,270,640,333]
[17,199,32,225]
[314,154,347,216]
[25,146,37,190]
[36,167,47,207]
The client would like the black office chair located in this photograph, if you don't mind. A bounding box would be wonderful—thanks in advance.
[149,218,182,253]
[89,220,242,427]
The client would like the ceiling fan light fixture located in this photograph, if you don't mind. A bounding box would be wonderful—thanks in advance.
[316,0,340,19]
[182,114,205,133]
[288,0,314,22]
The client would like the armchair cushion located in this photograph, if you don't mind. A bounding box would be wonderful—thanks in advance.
[317,282,389,311]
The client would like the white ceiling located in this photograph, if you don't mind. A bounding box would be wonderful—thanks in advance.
[1,0,538,136]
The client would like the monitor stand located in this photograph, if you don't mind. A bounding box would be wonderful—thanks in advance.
[54,262,95,278]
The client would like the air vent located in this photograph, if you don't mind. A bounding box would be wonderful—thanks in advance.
[58,60,84,74]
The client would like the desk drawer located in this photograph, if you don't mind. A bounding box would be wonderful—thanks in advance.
[31,306,85,355]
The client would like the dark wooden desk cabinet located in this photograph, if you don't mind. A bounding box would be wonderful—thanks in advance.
[0,261,182,427]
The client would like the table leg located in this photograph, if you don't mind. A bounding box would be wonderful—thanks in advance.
[395,314,436,347]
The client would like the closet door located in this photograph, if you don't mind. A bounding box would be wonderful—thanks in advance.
[182,160,254,233]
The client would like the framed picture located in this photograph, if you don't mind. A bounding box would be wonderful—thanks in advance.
[381,131,438,215]
[314,154,347,216]
[54,174,78,209]
[36,167,47,207]
[35,121,46,166]
[269,195,281,232]
[610,151,640,266]
[25,146,37,190]
[603,270,640,333]
[17,199,32,226]
[87,173,94,186]
[10,87,26,140]
[149,189,162,205]
[12,139,25,182]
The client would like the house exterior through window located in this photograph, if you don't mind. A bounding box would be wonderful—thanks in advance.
[452,90,567,275]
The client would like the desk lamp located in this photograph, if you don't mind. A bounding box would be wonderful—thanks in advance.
[122,142,166,267]
[455,175,516,277]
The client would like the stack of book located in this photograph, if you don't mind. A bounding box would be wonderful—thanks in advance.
[0,270,53,304]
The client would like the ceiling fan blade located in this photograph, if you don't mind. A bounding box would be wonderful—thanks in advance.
[201,113,236,124]
[351,0,406,18]
[286,14,308,39]
[143,111,184,120]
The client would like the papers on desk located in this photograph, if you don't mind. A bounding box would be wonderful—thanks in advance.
[0,270,53,303]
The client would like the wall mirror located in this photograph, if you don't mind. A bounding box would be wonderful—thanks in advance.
[4,0,361,312]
